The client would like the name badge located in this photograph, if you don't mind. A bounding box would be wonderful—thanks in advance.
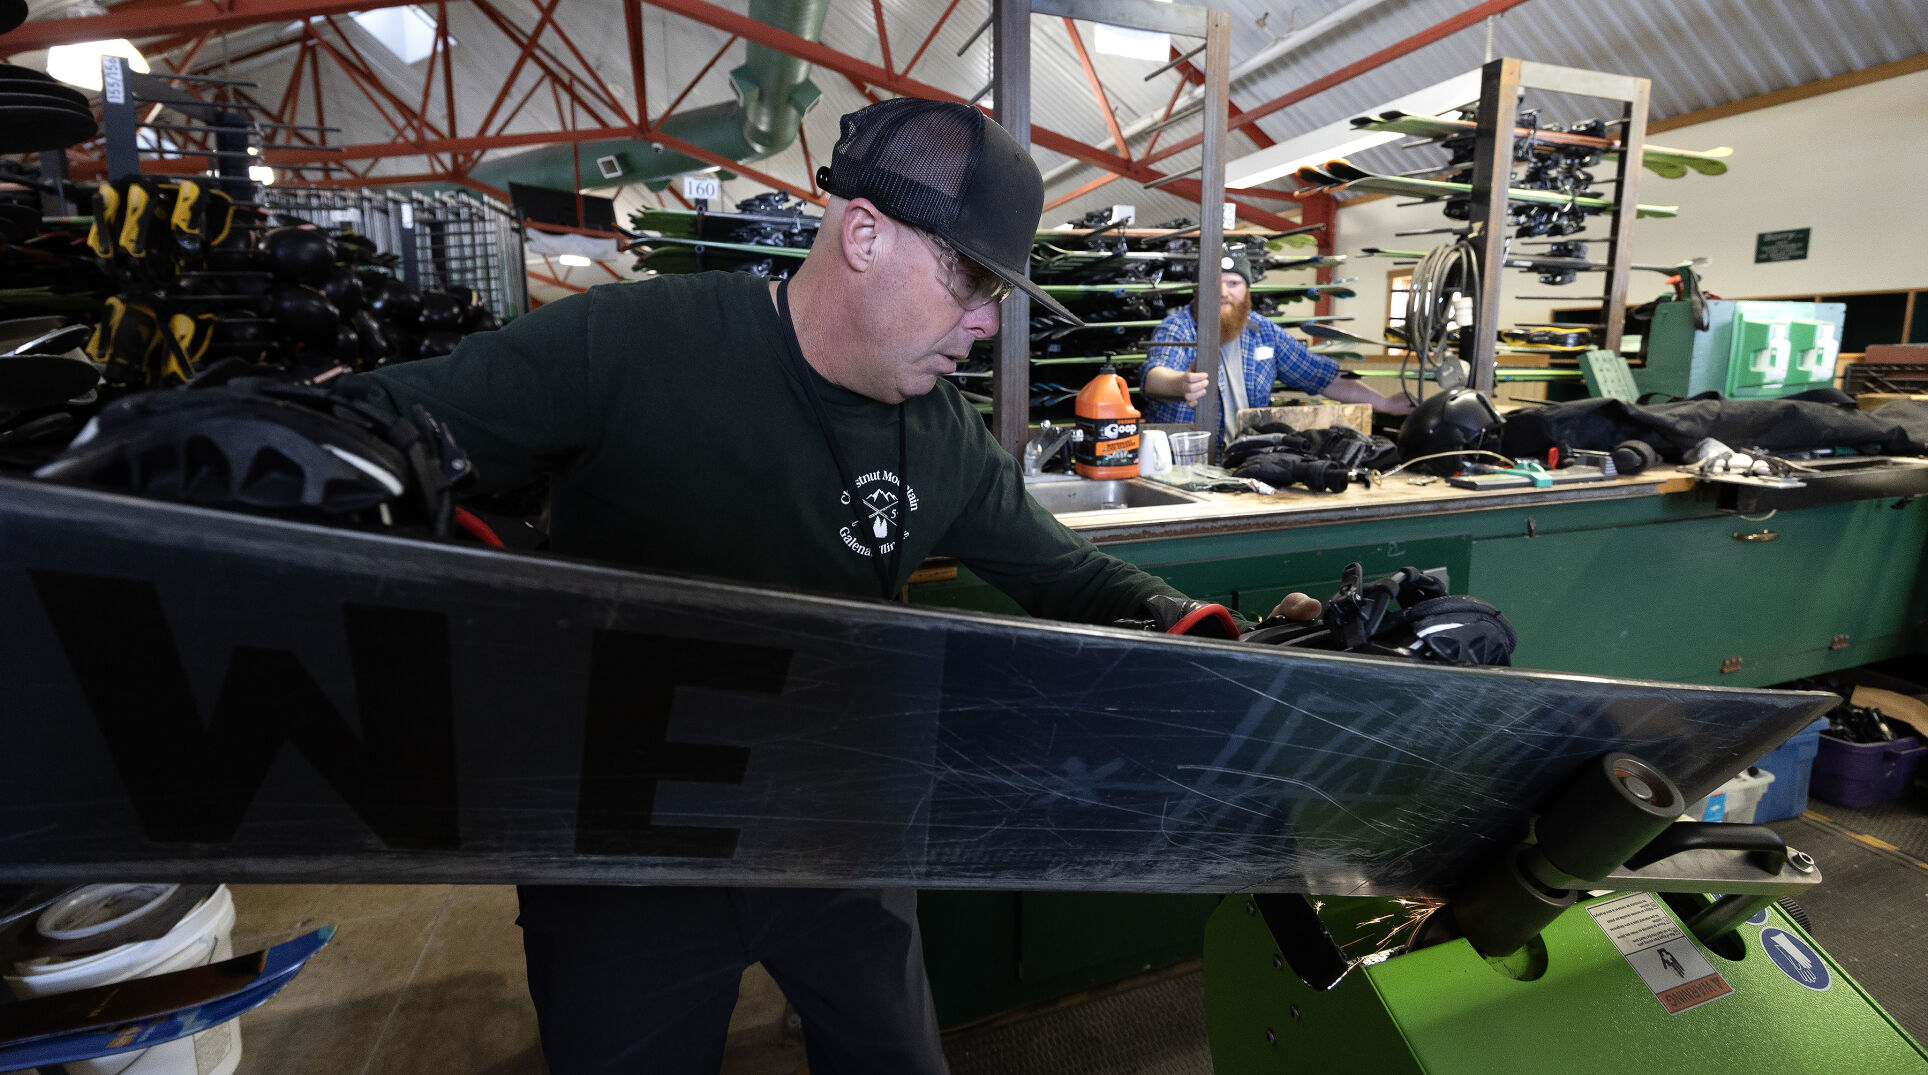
[1254,345,1274,362]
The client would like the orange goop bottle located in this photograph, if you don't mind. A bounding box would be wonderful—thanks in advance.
[1072,362,1141,480]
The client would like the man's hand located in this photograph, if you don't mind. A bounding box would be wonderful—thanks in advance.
[1320,376,1412,415]
[1177,371,1209,405]
[1269,592,1322,621]
[1145,366,1210,405]
[1375,393,1416,416]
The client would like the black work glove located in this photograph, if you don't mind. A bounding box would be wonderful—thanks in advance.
[1113,594,1241,638]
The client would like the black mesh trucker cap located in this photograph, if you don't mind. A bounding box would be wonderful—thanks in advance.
[816,97,1081,325]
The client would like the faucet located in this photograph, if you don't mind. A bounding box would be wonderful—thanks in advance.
[1024,421,1083,476]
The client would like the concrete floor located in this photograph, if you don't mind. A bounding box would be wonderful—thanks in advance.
[228,884,809,1075]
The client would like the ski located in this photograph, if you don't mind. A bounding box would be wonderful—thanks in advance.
[1297,322,1407,349]
[1041,278,1359,295]
[1301,160,1679,219]
[1355,111,1732,177]
[1033,313,1351,340]
[625,235,809,260]
[1031,244,1345,270]
[0,927,333,1069]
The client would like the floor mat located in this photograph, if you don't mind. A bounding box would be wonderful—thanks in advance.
[1805,781,1928,864]
[944,967,1212,1075]
[1770,812,1928,1045]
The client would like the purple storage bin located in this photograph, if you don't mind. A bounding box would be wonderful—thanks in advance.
[1811,734,1927,808]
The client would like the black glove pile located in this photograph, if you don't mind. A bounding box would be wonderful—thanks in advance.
[1221,426,1397,493]
[1114,562,1518,668]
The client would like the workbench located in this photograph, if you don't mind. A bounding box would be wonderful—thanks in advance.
[910,466,1928,1026]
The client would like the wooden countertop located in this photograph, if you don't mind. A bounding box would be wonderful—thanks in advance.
[1047,467,1700,544]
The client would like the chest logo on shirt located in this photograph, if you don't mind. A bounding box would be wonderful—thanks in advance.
[838,469,919,558]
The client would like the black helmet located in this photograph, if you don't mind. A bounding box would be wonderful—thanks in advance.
[366,277,421,326]
[262,225,337,285]
[350,309,393,364]
[34,377,472,536]
[319,268,365,316]
[416,289,465,330]
[268,286,341,349]
[1395,388,1503,476]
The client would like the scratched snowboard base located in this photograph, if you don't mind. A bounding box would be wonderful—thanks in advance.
[0,477,1834,895]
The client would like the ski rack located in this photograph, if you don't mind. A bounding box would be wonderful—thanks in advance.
[255,185,528,320]
[1465,60,1652,396]
[96,56,342,198]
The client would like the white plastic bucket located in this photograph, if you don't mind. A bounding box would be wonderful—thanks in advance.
[5,884,242,1075]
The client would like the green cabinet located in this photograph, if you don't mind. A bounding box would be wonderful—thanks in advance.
[1467,494,1928,685]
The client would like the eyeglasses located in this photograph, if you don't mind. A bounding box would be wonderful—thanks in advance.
[914,228,1015,311]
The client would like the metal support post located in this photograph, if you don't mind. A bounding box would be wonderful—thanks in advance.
[1467,57,1520,399]
[1600,80,1648,354]
[37,150,70,217]
[991,0,1032,459]
[1188,9,1231,445]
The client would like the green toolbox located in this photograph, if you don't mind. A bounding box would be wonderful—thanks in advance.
[1640,299,1846,400]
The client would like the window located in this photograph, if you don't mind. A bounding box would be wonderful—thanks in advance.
[1387,269,1412,351]
[351,7,445,65]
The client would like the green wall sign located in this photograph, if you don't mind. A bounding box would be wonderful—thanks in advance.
[1755,228,1810,263]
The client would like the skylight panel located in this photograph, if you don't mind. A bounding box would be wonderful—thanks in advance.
[351,7,446,65]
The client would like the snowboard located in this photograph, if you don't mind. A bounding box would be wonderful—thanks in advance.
[1354,111,1732,177]
[0,927,333,1070]
[0,477,1834,895]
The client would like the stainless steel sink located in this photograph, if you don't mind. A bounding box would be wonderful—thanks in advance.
[1023,479,1200,513]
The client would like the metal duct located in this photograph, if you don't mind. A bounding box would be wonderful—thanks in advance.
[471,0,829,195]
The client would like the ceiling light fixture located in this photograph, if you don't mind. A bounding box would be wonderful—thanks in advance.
[557,253,593,267]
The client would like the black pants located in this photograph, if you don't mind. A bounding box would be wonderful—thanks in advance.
[517,885,949,1075]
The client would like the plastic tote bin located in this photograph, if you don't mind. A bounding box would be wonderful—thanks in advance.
[1685,767,1776,823]
[1752,718,1830,822]
[1811,735,1928,808]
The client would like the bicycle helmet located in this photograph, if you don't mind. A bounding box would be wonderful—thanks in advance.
[1395,388,1504,476]
[35,376,472,536]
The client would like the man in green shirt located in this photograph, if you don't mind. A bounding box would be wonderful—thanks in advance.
[366,98,1315,1074]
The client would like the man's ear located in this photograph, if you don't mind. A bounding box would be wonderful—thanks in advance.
[839,198,884,274]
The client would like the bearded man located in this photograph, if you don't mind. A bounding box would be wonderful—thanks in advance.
[1140,254,1411,437]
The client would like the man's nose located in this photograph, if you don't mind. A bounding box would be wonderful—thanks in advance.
[963,299,1002,338]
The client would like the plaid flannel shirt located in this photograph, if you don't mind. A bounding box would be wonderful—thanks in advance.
[1138,307,1340,426]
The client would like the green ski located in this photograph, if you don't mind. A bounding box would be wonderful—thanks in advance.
[1354,111,1732,177]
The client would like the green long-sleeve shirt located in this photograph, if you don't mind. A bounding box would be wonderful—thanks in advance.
[363,271,1182,623]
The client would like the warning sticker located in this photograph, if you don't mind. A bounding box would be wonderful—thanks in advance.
[1587,892,1734,1015]
[1761,927,1831,991]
